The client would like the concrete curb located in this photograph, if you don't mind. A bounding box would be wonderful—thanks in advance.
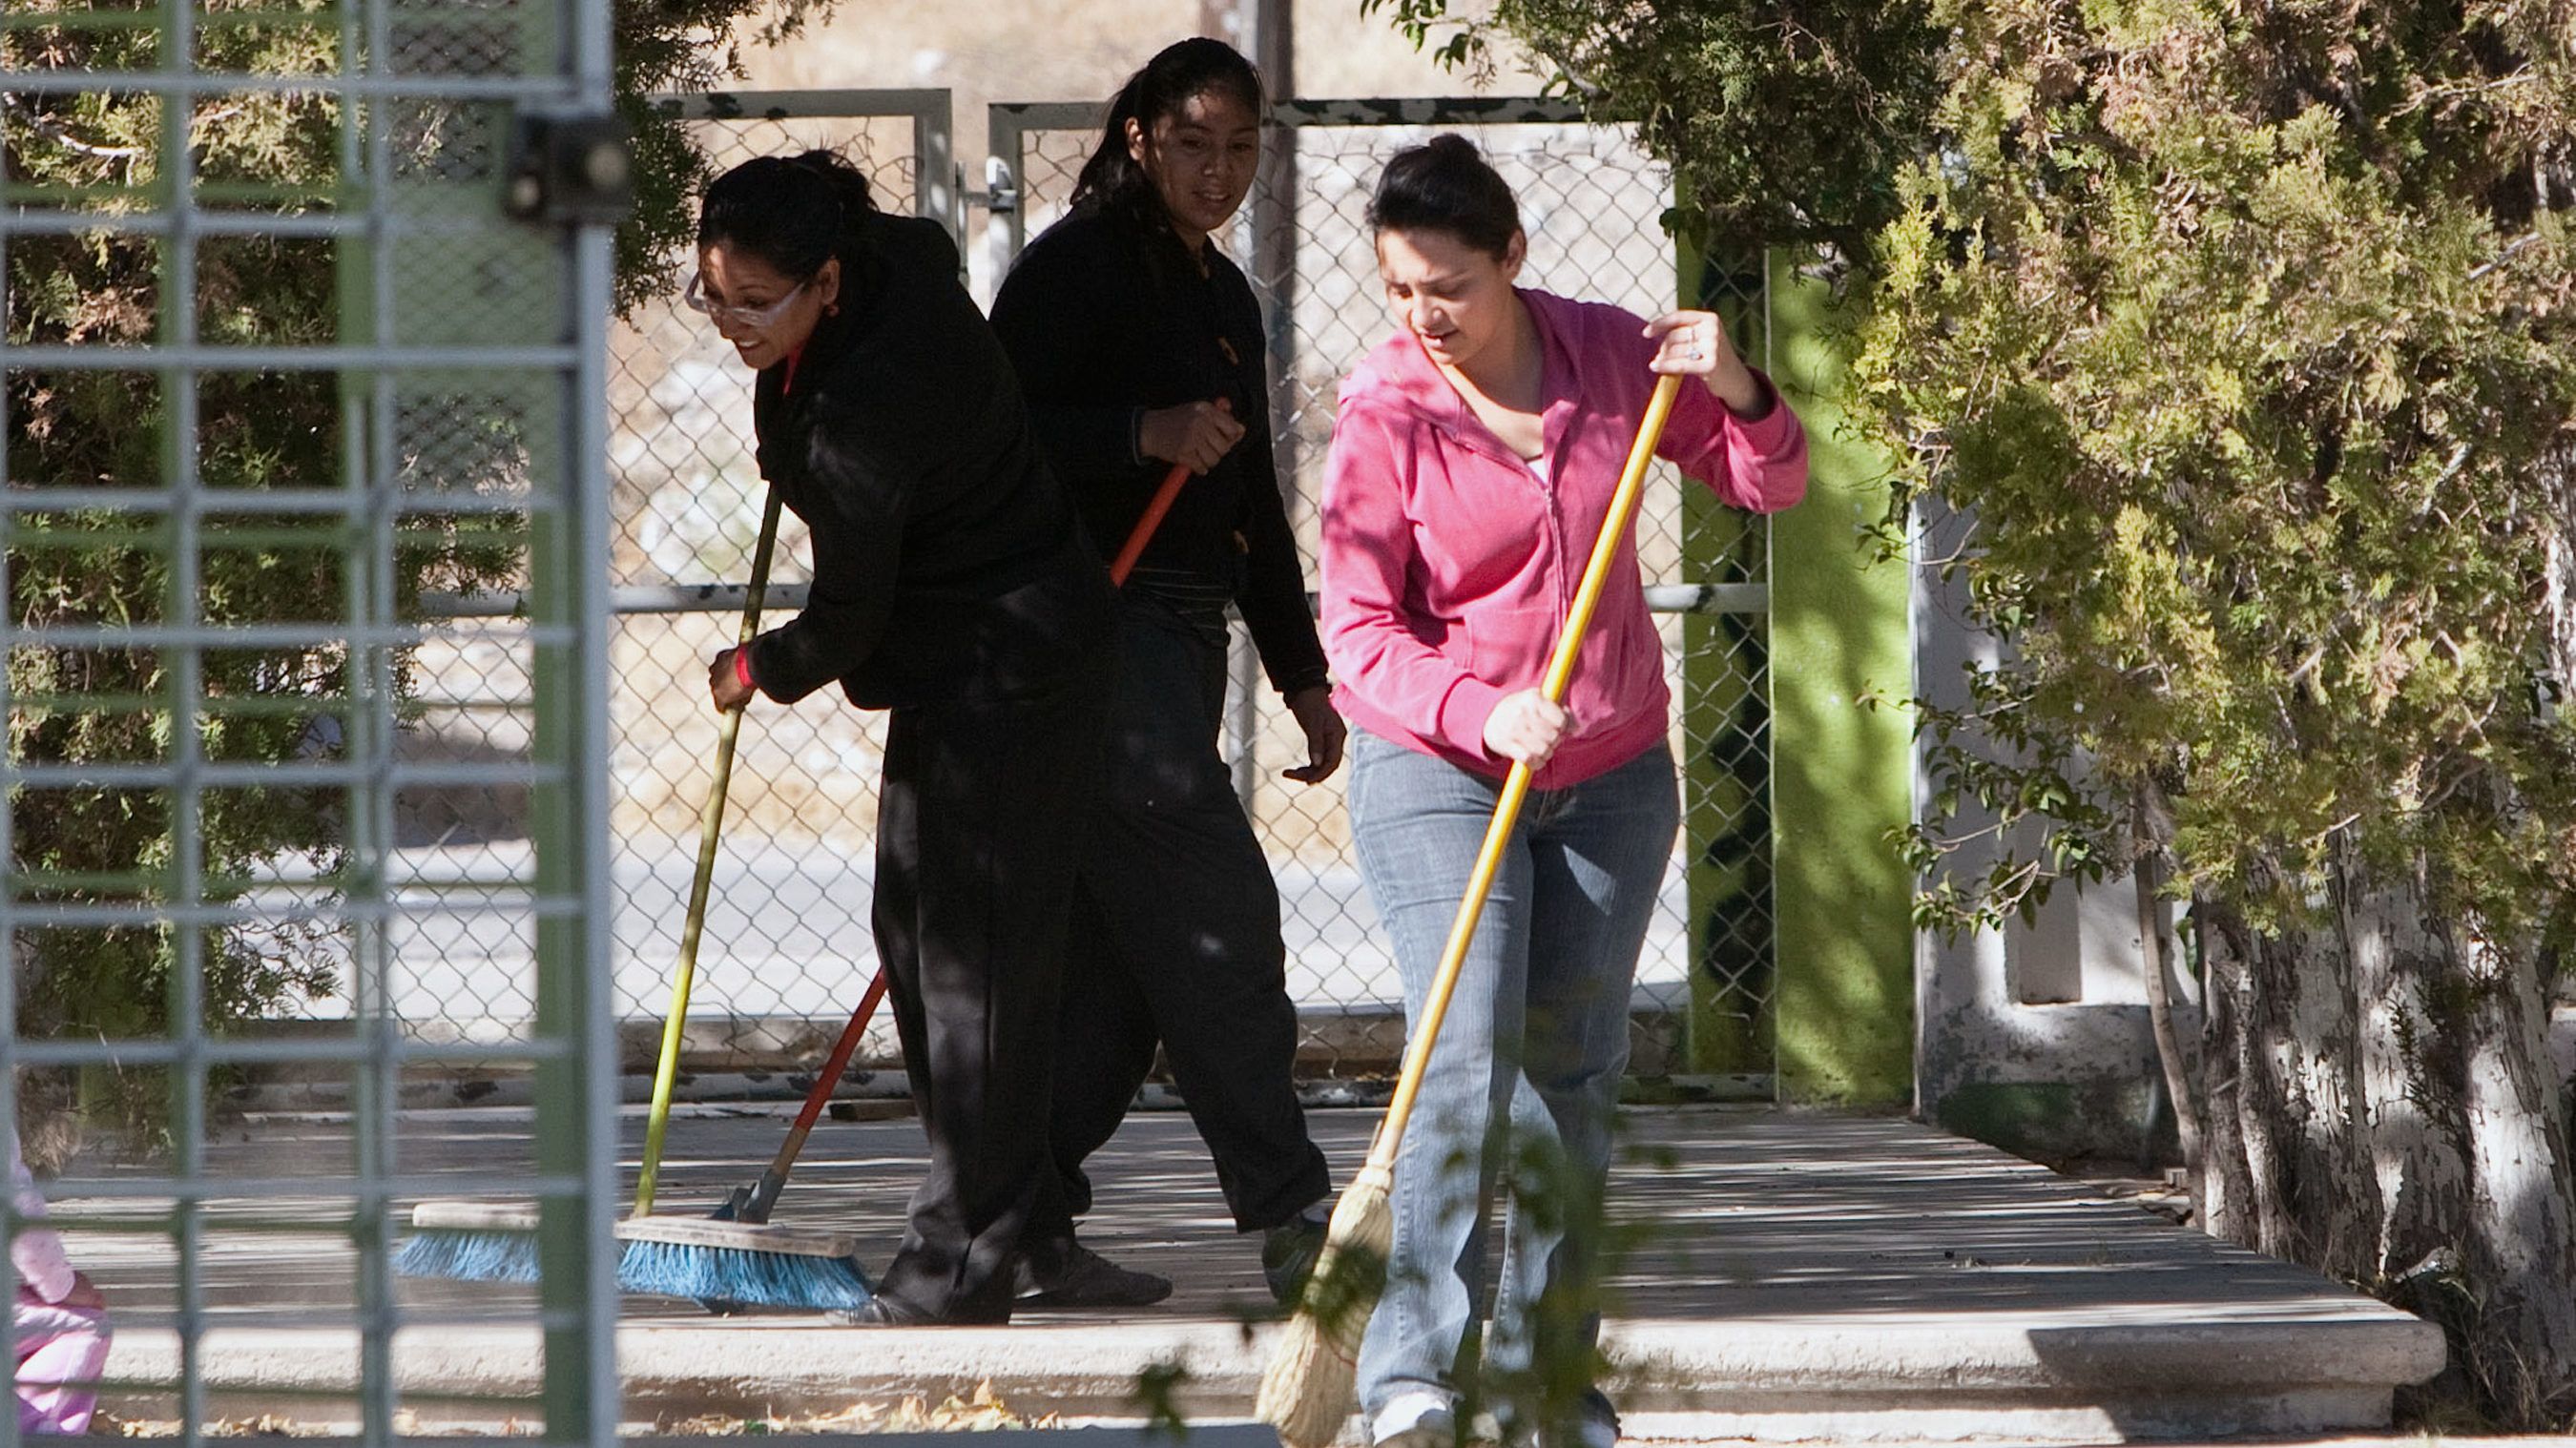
[102,1310,2444,1441]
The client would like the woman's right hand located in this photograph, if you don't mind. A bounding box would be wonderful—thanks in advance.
[1482,689,1569,768]
[1138,399,1243,475]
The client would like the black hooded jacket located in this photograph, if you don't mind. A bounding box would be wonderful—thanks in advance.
[989,204,1327,696]
[739,210,1111,710]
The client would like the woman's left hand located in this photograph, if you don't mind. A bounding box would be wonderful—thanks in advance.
[1645,310,1765,416]
[709,648,756,714]
[1280,685,1347,784]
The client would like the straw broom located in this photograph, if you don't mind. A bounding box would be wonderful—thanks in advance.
[1257,374,1684,1448]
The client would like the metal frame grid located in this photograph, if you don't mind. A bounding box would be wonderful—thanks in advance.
[2,0,621,1439]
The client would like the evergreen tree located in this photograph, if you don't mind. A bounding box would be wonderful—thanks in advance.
[1362,0,1941,254]
[1856,0,2576,1420]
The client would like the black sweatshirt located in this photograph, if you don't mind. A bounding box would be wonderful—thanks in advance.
[988,205,1329,697]
[740,210,1111,711]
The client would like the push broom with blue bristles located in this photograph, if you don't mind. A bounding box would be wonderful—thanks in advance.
[396,486,874,1311]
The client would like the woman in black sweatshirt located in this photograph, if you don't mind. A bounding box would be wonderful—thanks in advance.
[989,37,1339,1308]
[696,151,1112,1326]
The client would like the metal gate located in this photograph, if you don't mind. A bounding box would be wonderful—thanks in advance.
[3,0,623,1437]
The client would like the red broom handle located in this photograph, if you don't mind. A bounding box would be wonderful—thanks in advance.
[1108,397,1230,587]
[1111,461,1192,588]
[762,970,888,1179]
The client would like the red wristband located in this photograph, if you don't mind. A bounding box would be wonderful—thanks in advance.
[733,648,755,691]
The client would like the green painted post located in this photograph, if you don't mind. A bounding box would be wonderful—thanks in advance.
[1764,256,1915,1107]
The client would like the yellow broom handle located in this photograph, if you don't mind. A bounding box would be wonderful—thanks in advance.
[1369,373,1683,1168]
[634,488,783,1217]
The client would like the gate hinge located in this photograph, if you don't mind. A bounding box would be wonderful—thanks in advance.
[976,155,1019,216]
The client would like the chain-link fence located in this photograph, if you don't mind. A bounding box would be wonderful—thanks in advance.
[401,91,1776,1096]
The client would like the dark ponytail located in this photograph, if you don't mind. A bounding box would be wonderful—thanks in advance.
[696,149,879,278]
[1365,134,1521,260]
[1070,37,1264,229]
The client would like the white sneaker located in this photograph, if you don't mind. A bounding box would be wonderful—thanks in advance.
[1370,1391,1458,1448]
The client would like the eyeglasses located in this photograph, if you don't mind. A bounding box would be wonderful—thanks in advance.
[683,270,809,330]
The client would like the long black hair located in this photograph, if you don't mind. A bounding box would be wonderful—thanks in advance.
[1365,134,1521,260]
[696,149,878,278]
[1069,37,1264,230]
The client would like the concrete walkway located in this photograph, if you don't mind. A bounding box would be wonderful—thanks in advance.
[62,1106,2441,1441]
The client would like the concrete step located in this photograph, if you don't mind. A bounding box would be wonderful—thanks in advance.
[77,1109,2442,1442]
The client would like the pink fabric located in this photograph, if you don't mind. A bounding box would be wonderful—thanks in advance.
[16,1279,108,1435]
[1319,288,1808,787]
[12,1132,108,1435]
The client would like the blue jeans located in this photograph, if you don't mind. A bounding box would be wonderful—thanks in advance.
[1348,729,1678,1433]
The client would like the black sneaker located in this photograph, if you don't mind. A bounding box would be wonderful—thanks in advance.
[1262,1212,1327,1305]
[1015,1236,1172,1309]
[826,1294,939,1327]
[1531,1390,1621,1448]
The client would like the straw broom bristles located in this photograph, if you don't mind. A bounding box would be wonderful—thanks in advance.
[1257,1160,1391,1448]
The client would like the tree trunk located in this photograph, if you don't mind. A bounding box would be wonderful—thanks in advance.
[2283,875,2379,1284]
[2337,860,2461,1284]
[2538,438,2574,702]
[2131,787,2200,1176]
[2194,894,2381,1280]
[2445,921,2576,1419]
[2197,900,2288,1251]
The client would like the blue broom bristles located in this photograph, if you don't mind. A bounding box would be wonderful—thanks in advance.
[393,1229,544,1284]
[615,1238,875,1311]
[394,1220,875,1313]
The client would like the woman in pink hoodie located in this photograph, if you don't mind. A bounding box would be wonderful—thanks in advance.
[10,1130,107,1435]
[1319,135,1807,1448]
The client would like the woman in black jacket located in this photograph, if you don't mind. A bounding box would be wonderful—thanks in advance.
[989,37,1340,1308]
[696,151,1112,1326]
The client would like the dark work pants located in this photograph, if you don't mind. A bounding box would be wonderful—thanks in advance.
[1037,594,1330,1238]
[869,663,1107,1322]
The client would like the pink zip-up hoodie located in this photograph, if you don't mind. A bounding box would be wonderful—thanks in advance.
[1319,288,1808,789]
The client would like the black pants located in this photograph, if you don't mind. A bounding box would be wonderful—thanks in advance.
[1037,595,1330,1238]
[869,662,1108,1322]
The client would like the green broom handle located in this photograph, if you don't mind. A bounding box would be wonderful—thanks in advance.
[1365,373,1683,1170]
[634,487,784,1218]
